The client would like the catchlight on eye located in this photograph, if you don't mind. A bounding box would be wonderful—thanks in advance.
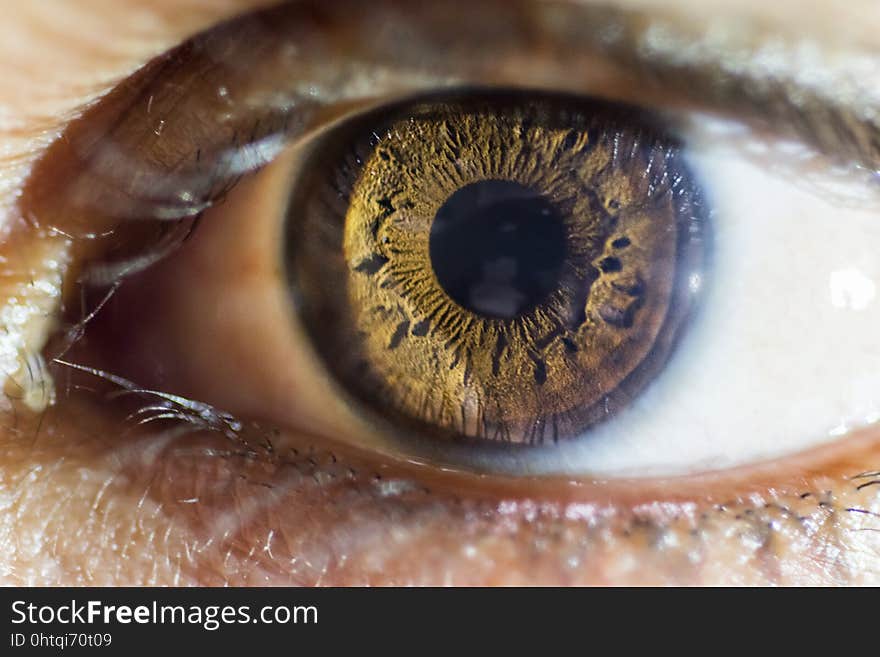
[287,92,707,446]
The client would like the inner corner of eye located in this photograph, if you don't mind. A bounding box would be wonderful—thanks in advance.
[285,89,710,465]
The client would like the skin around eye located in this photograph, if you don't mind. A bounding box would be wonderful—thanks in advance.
[2,0,880,587]
[288,92,705,446]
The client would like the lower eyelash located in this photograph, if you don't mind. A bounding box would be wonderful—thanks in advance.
[52,358,258,449]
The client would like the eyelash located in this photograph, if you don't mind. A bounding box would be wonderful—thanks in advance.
[23,0,879,244]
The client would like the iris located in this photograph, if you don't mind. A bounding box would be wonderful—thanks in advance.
[288,92,707,445]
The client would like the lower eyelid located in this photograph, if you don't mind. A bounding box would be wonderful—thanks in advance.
[8,392,879,585]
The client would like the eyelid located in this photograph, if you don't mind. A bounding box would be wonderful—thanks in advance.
[20,0,880,247]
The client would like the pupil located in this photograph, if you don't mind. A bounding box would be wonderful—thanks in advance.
[429,179,567,319]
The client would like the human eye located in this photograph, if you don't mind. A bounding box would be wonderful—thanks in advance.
[4,0,880,585]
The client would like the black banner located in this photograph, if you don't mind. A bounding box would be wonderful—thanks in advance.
[0,587,665,651]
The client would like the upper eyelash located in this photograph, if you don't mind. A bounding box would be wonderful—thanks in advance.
[19,0,880,257]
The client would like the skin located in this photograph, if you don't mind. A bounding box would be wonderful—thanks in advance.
[0,0,879,585]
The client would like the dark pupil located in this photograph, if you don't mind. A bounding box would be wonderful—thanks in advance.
[429,179,567,319]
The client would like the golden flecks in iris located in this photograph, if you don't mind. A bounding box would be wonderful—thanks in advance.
[290,94,705,445]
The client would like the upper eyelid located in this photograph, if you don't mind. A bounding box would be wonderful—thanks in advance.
[19,0,880,239]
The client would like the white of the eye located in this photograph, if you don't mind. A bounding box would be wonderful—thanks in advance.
[444,114,880,477]
[558,116,880,476]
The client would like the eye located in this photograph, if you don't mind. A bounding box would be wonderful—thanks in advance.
[92,83,880,479]
[15,0,880,487]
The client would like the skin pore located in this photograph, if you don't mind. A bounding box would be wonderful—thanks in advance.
[1,0,880,585]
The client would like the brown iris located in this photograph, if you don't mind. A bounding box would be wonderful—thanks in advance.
[288,92,706,445]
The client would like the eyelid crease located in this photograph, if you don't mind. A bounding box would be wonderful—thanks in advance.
[18,0,880,252]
